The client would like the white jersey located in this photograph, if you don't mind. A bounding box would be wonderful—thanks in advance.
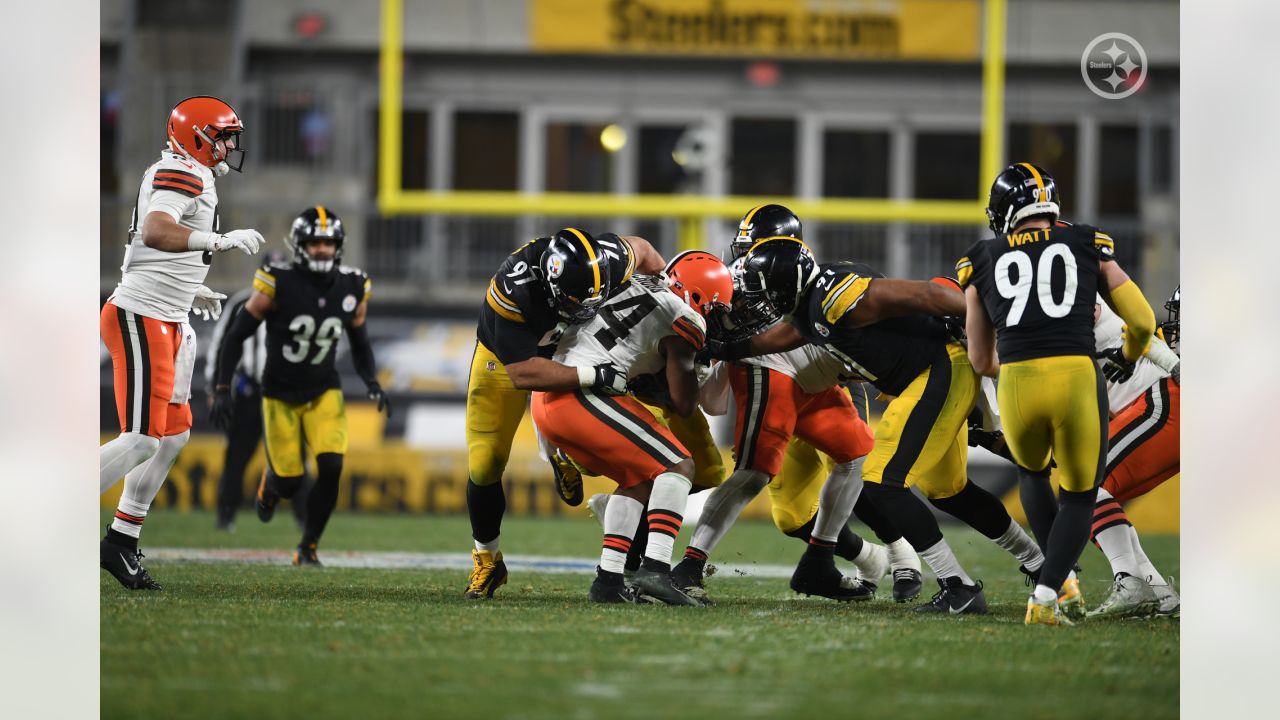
[1094,295,1174,411]
[743,342,855,395]
[110,150,220,322]
[554,275,706,378]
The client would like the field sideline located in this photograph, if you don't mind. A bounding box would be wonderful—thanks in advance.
[101,511,1178,719]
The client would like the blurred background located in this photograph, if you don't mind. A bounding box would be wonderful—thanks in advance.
[99,0,1179,530]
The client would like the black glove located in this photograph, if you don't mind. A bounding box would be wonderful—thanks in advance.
[1098,346,1137,384]
[968,426,1014,463]
[698,337,751,364]
[628,372,673,408]
[209,387,235,433]
[367,381,393,418]
[942,315,966,343]
[591,363,629,395]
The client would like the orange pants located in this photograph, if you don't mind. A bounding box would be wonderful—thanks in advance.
[532,390,690,489]
[100,301,192,438]
[729,365,875,477]
[1103,376,1179,502]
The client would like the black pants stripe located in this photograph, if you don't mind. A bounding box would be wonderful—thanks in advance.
[597,394,687,460]
[735,365,769,471]
[1105,378,1170,476]
[573,390,681,467]
[881,350,952,486]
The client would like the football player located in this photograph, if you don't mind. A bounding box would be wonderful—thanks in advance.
[713,238,1046,616]
[211,206,389,565]
[100,95,263,590]
[1088,286,1180,618]
[959,163,1156,625]
[533,251,731,604]
[465,228,666,599]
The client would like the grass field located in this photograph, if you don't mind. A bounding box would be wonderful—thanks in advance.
[101,510,1178,720]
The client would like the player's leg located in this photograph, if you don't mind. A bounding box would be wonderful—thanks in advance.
[1086,488,1162,618]
[259,396,307,523]
[463,342,529,598]
[295,389,349,565]
[215,383,263,530]
[99,302,160,493]
[861,345,987,614]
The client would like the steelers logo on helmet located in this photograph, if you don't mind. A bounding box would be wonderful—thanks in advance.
[290,206,346,274]
[538,228,613,323]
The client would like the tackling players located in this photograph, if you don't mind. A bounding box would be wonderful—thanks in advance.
[100,95,263,590]
[212,206,389,565]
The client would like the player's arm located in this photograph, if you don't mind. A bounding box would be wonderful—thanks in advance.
[618,235,666,275]
[1098,260,1156,362]
[347,297,393,417]
[704,321,806,362]
[209,290,272,429]
[965,285,999,377]
[837,277,966,329]
[660,334,699,417]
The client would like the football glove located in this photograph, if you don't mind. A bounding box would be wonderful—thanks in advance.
[190,285,227,322]
[209,387,235,432]
[188,228,264,256]
[366,381,393,418]
[1099,346,1137,384]
[578,363,628,395]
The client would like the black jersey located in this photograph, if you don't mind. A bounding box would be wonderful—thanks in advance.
[957,221,1114,364]
[251,261,371,403]
[476,233,637,366]
[792,262,951,397]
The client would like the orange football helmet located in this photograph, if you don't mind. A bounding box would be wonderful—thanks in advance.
[166,96,245,176]
[665,250,733,317]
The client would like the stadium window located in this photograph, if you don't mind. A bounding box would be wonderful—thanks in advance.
[731,118,796,196]
[101,90,121,194]
[1008,122,1078,213]
[822,129,890,198]
[454,111,519,191]
[1099,125,1140,215]
[545,122,612,192]
[638,125,690,194]
[913,131,980,200]
[262,97,333,167]
[369,109,430,193]
[1151,125,1173,195]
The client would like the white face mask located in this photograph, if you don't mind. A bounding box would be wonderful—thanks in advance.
[307,257,334,273]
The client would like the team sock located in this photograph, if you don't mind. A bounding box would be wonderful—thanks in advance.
[1017,466,1058,547]
[1032,584,1058,603]
[1091,490,1140,577]
[688,469,768,557]
[886,538,920,572]
[600,494,644,574]
[99,432,159,494]
[109,430,189,541]
[811,459,864,543]
[919,539,974,586]
[861,482,945,555]
[994,519,1044,572]
[852,491,903,545]
[1132,531,1168,586]
[644,471,693,567]
[300,453,343,548]
[928,479,1013,539]
[467,479,506,549]
[1039,487,1098,592]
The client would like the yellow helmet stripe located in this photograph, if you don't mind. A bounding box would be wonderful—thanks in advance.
[315,206,328,232]
[565,227,601,295]
[1019,163,1046,199]
[740,204,767,230]
[744,235,812,257]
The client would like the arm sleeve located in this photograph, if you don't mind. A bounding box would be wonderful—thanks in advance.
[214,307,264,389]
[1105,279,1156,361]
[203,296,243,390]
[348,322,379,387]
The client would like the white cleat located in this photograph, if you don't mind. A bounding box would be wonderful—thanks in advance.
[853,542,892,595]
[1087,573,1159,619]
[1152,577,1180,618]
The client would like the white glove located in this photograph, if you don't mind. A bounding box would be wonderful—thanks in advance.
[190,285,228,322]
[188,229,263,256]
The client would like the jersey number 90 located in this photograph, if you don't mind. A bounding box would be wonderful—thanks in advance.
[283,314,344,364]
[994,245,1078,326]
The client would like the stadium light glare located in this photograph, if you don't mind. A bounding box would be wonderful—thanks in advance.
[600,124,627,153]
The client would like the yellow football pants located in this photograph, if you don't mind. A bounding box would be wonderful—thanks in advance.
[998,355,1108,492]
[262,388,347,477]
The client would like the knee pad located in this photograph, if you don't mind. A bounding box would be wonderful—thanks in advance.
[467,440,509,486]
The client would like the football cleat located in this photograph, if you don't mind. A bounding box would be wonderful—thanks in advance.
[464,549,508,600]
[1088,573,1158,619]
[1153,577,1180,618]
[891,568,924,603]
[256,469,280,523]
[587,493,609,527]
[914,577,988,615]
[671,557,712,606]
[790,552,874,602]
[1058,577,1087,622]
[631,567,702,606]
[292,543,322,567]
[853,542,891,595]
[100,540,162,591]
[588,567,638,604]
[1025,595,1072,626]
[550,449,584,507]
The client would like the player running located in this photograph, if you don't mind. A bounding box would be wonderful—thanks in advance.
[534,251,731,604]
[959,163,1157,626]
[211,206,389,565]
[465,229,666,599]
[100,95,263,590]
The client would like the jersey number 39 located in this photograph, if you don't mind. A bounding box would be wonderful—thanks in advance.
[994,245,1078,326]
[283,315,344,364]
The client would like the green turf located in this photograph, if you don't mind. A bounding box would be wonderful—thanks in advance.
[101,511,1178,720]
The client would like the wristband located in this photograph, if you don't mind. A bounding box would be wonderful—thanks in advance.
[577,365,595,388]
[188,230,216,252]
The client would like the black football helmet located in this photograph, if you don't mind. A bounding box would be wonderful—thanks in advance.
[539,228,612,323]
[1161,285,1180,351]
[985,163,1060,234]
[738,237,818,320]
[731,204,803,259]
[290,206,345,273]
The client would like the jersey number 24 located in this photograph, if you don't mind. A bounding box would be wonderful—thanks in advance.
[995,245,1078,326]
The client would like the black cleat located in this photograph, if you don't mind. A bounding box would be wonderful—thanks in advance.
[632,567,702,606]
[892,568,924,603]
[550,450,584,507]
[589,567,638,603]
[1019,564,1041,587]
[100,540,162,590]
[913,577,988,615]
[256,469,279,523]
[671,557,712,606]
[292,543,322,566]
[790,551,874,602]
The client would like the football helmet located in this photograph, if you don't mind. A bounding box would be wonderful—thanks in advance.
[289,206,345,273]
[1161,285,1180,351]
[738,237,818,319]
[665,250,733,318]
[166,96,245,176]
[985,163,1060,234]
[732,204,803,259]
[539,228,612,323]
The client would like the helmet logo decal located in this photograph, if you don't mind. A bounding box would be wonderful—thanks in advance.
[342,294,357,312]
[546,255,565,279]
